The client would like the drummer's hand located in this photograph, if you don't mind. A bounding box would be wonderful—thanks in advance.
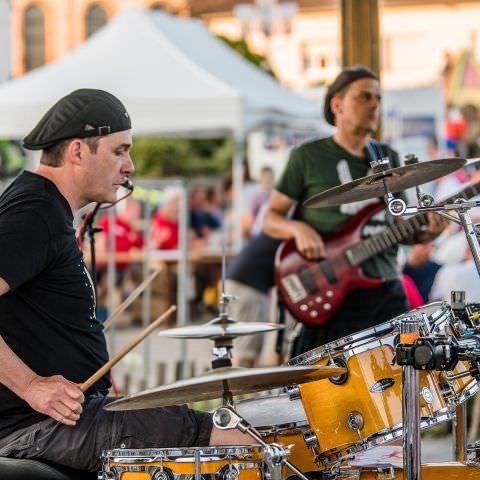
[292,221,325,259]
[23,375,84,426]
[416,212,450,243]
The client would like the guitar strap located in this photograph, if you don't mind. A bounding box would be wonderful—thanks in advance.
[365,139,401,169]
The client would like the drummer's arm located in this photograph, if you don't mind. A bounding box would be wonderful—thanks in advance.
[263,190,325,259]
[0,276,84,426]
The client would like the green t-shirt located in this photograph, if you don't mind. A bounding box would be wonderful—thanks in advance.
[276,136,401,281]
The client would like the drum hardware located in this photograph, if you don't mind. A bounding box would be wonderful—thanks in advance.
[398,317,422,480]
[328,357,349,385]
[213,406,308,480]
[302,430,319,450]
[286,385,301,401]
[346,412,365,440]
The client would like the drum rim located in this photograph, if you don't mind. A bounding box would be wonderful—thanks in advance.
[288,301,451,366]
[102,445,265,462]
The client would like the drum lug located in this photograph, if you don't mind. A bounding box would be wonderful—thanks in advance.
[97,471,117,480]
[346,411,365,440]
[286,385,301,401]
[328,357,349,385]
[302,429,318,448]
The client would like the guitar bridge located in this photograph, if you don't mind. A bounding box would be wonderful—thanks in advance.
[281,274,308,303]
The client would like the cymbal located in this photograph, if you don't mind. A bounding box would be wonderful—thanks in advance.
[304,157,466,208]
[157,320,284,339]
[104,365,346,411]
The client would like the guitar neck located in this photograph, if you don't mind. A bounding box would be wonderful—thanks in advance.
[346,180,480,266]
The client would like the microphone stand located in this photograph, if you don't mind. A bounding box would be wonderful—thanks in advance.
[78,179,134,313]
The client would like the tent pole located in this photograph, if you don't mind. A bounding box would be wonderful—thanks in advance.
[178,180,190,379]
[232,133,245,254]
[142,196,153,388]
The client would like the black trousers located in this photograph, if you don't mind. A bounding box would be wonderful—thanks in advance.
[0,395,213,472]
[291,280,409,358]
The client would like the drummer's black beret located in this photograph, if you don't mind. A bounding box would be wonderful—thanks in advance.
[324,65,378,126]
[23,89,131,150]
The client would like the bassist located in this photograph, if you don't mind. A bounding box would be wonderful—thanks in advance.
[263,66,447,357]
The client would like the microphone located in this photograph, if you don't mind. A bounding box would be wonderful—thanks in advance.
[121,177,134,191]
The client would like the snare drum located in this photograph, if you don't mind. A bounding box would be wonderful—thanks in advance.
[99,446,264,480]
[236,393,308,434]
[289,302,479,465]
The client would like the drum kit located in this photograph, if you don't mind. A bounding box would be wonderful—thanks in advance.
[99,156,480,480]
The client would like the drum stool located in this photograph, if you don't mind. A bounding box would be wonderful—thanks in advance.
[0,456,97,480]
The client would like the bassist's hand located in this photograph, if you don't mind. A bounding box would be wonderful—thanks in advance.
[293,222,325,259]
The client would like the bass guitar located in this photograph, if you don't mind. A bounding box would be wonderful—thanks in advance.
[275,181,480,326]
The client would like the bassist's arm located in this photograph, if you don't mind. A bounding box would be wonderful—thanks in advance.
[263,190,325,259]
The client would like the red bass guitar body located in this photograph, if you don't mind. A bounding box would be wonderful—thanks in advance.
[275,202,385,326]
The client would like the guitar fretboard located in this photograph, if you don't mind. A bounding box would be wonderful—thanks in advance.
[345,181,480,266]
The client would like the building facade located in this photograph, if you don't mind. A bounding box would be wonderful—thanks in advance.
[7,0,480,94]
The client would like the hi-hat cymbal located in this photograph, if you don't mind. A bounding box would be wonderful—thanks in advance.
[104,365,346,411]
[304,157,466,208]
[157,320,284,339]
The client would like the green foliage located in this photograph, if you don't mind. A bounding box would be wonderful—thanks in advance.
[131,137,234,178]
[130,35,269,178]
[217,35,275,78]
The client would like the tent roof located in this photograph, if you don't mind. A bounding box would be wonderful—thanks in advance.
[0,6,325,139]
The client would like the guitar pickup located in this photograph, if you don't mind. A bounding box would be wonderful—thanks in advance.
[299,267,320,294]
[319,260,338,284]
[281,274,308,303]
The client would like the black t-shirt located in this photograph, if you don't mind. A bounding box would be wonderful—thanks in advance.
[0,171,110,439]
[226,233,281,293]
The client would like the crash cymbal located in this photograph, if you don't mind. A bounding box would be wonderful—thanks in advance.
[304,157,466,208]
[104,365,346,411]
[157,319,284,339]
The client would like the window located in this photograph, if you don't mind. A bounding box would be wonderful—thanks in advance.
[24,4,45,72]
[86,4,107,38]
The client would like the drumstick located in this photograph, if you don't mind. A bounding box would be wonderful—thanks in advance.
[103,267,163,331]
[81,305,177,392]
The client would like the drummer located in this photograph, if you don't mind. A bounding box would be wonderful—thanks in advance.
[0,89,251,473]
[263,65,449,356]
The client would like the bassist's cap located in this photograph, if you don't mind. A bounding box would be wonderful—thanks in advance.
[324,65,378,126]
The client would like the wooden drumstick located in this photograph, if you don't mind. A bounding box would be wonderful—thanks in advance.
[81,305,177,392]
[103,267,163,331]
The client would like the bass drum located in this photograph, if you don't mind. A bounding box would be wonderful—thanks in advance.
[288,302,479,466]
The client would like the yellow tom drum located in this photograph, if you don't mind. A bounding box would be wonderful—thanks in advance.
[289,302,480,466]
[98,446,265,480]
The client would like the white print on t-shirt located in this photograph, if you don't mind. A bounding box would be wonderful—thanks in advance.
[83,264,97,316]
[337,159,378,216]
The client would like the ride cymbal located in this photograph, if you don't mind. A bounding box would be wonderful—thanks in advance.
[304,157,466,208]
[105,365,346,411]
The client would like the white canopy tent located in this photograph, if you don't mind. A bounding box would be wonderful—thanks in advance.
[0,5,326,138]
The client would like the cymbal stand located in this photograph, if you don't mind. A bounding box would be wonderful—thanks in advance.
[398,317,422,480]
[388,198,480,278]
[210,237,238,369]
[212,405,310,480]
